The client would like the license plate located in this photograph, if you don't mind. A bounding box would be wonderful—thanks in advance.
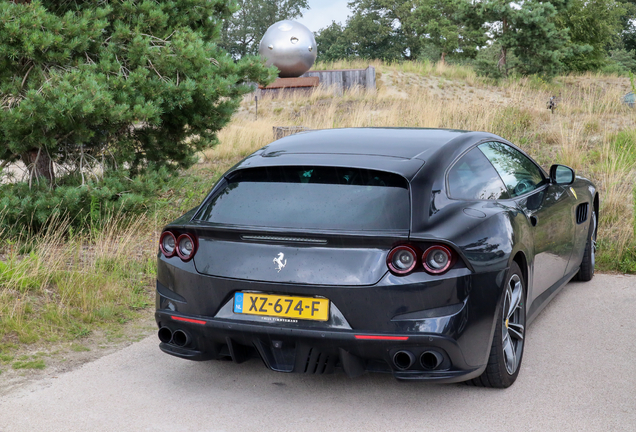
[233,292,330,321]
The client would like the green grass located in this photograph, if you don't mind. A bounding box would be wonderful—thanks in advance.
[610,130,636,167]
[595,202,636,274]
[597,241,636,273]
[0,247,156,352]
[70,344,90,352]
[0,169,212,355]
[593,130,636,272]
[12,359,45,370]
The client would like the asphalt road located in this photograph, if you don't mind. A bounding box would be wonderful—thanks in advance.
[1,274,634,432]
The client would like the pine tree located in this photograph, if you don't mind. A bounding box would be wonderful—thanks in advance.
[616,0,636,54]
[315,12,408,62]
[556,0,626,71]
[0,0,274,185]
[480,0,572,76]
[348,0,422,60]
[315,22,355,62]
[412,0,485,63]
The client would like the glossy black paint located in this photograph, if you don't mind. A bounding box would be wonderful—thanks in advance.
[192,228,404,286]
[155,128,598,382]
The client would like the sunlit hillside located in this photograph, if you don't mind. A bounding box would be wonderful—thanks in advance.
[206,60,636,272]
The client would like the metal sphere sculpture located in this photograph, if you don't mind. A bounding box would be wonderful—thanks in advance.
[259,20,317,78]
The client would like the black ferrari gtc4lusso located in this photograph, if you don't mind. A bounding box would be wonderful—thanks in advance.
[155,128,598,388]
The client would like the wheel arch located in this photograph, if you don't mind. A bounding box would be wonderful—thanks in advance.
[593,193,599,225]
[511,251,528,299]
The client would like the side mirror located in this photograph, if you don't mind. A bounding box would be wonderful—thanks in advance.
[549,164,575,185]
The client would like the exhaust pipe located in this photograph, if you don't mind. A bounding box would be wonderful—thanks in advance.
[172,330,190,347]
[393,350,415,370]
[158,327,173,344]
[420,351,443,370]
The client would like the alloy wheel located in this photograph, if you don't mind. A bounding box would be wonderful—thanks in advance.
[501,274,525,375]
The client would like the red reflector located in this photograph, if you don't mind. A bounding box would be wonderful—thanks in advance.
[171,316,206,325]
[355,335,409,341]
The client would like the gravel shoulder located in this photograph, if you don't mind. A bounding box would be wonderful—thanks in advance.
[0,314,156,396]
[1,274,634,432]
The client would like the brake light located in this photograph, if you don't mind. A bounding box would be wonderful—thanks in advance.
[387,243,456,276]
[171,316,206,325]
[176,233,197,262]
[386,245,418,275]
[159,231,177,258]
[422,245,454,274]
[160,231,198,262]
[355,335,409,341]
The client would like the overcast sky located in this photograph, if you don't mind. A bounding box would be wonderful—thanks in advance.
[295,0,352,33]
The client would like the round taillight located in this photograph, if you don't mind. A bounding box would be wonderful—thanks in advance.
[387,245,418,275]
[160,231,177,257]
[422,245,453,274]
[176,233,197,261]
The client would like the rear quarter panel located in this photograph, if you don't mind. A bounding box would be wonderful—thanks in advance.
[564,177,597,276]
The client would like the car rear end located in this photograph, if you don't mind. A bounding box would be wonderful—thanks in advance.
[155,164,501,382]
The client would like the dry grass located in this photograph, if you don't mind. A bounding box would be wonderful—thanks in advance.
[0,213,157,354]
[313,59,478,83]
[211,62,636,271]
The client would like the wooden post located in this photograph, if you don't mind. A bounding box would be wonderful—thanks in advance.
[302,67,376,93]
[273,126,310,140]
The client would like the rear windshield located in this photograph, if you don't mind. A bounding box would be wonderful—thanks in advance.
[195,166,410,231]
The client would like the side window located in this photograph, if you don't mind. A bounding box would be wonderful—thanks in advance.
[447,148,510,200]
[478,142,545,198]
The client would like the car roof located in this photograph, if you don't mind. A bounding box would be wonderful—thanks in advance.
[261,128,470,160]
[229,128,504,181]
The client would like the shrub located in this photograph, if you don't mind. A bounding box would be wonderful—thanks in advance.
[0,167,174,237]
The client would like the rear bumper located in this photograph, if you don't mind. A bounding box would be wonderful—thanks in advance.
[155,258,507,382]
[155,309,487,383]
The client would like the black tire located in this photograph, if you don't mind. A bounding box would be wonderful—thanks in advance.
[467,261,526,388]
[574,210,596,282]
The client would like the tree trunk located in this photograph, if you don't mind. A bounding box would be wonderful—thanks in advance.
[441,52,446,64]
[498,46,507,76]
[23,148,55,185]
[498,18,508,77]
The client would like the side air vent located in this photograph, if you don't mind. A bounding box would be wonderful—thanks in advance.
[576,203,589,225]
[241,235,327,244]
